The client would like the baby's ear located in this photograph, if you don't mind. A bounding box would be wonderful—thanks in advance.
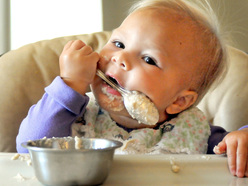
[166,90,198,114]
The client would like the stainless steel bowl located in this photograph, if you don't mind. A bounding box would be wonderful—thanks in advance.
[22,137,122,186]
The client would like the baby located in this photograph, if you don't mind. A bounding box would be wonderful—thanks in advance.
[17,0,248,177]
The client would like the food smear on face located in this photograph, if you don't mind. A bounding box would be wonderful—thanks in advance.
[124,91,159,125]
[99,71,159,124]
[102,86,124,111]
[103,83,122,96]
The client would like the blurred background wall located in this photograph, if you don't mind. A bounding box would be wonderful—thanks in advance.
[0,0,247,54]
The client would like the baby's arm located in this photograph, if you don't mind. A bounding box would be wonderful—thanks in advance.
[214,125,248,178]
[17,40,99,153]
[16,77,89,153]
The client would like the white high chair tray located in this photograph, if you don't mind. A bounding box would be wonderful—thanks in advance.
[0,153,247,185]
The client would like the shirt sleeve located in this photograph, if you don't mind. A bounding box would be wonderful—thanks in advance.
[207,125,229,154]
[238,125,248,130]
[16,76,89,153]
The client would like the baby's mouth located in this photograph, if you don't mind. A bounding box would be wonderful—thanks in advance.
[108,76,119,85]
[102,75,122,96]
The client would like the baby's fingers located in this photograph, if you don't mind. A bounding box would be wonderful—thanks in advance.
[236,141,248,177]
[70,40,86,50]
[61,41,73,53]
[80,45,94,55]
[213,141,226,154]
[226,140,237,176]
[245,159,248,177]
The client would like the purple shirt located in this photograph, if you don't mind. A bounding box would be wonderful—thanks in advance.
[16,77,89,152]
[16,77,246,153]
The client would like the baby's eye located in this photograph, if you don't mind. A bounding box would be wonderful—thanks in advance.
[143,56,157,66]
[113,41,125,49]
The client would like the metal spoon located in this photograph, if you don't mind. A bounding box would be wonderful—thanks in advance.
[96,69,159,125]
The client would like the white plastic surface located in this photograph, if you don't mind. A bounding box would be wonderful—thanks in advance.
[0,153,247,186]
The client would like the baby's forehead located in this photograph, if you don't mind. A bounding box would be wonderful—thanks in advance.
[115,7,210,62]
[135,5,208,33]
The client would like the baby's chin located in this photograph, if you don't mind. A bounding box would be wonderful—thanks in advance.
[102,91,125,112]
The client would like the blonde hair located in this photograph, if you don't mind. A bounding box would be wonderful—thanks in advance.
[129,0,227,105]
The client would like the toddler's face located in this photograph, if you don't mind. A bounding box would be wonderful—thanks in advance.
[91,9,198,127]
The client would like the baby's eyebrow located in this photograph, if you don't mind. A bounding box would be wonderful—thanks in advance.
[111,29,121,36]
[109,29,125,41]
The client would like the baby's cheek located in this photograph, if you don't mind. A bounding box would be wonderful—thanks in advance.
[98,50,111,66]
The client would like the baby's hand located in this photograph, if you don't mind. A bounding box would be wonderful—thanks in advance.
[214,128,248,178]
[59,40,99,94]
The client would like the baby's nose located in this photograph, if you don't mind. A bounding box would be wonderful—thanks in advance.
[111,54,131,70]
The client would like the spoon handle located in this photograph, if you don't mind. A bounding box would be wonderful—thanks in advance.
[96,69,128,95]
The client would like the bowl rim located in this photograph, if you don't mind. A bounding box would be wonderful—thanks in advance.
[21,137,123,153]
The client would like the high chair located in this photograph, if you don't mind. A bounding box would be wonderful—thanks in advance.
[0,31,247,152]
